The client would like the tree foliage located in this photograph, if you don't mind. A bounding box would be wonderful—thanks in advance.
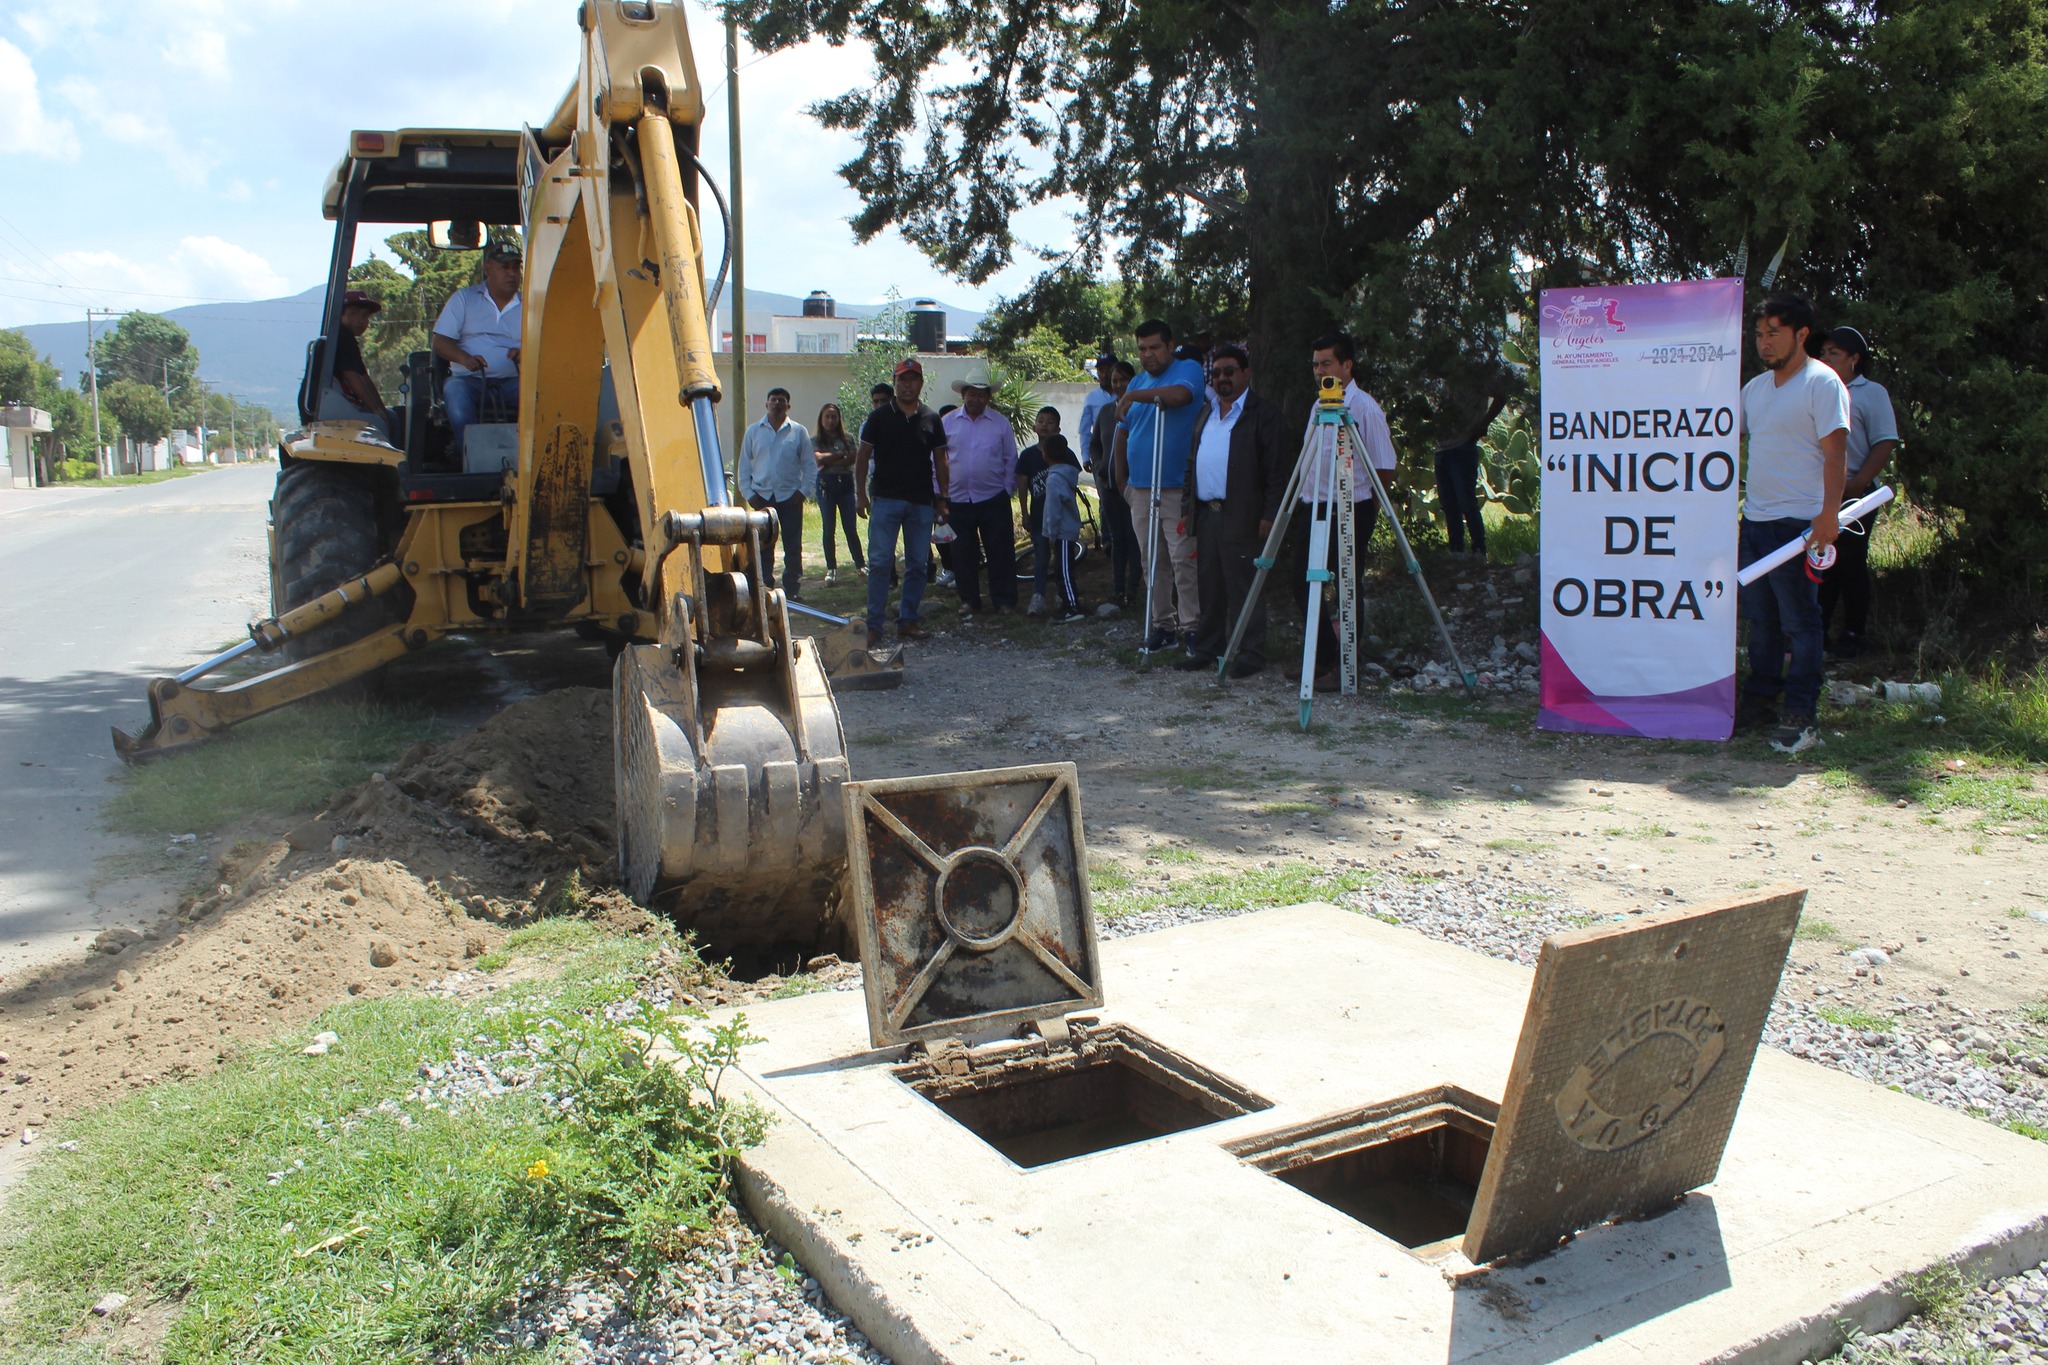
[93,313,199,419]
[731,0,2048,572]
[103,378,172,447]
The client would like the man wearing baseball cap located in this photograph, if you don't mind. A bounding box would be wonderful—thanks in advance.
[855,357,952,644]
[324,288,393,438]
[432,240,524,452]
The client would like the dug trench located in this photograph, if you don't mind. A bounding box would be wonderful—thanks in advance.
[0,688,853,1140]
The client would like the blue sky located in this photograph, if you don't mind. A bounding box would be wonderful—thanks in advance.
[0,0,1073,329]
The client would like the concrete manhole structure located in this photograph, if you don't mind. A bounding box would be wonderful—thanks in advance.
[724,765,2048,1364]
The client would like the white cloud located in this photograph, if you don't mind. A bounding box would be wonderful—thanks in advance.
[162,28,229,81]
[0,38,79,160]
[172,236,290,299]
[27,237,291,315]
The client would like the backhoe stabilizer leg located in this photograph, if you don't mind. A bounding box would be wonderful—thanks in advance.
[113,623,426,763]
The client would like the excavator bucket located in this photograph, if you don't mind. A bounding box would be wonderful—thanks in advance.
[614,511,856,954]
[813,618,906,691]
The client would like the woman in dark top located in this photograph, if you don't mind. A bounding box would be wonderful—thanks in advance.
[813,402,866,583]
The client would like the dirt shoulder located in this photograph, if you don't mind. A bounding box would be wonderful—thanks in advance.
[5,554,2040,1144]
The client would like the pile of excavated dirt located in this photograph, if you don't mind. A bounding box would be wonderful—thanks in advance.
[0,688,631,1139]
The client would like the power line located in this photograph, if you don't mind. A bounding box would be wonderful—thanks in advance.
[0,273,306,305]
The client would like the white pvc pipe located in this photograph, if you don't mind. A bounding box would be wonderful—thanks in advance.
[1735,485,1895,586]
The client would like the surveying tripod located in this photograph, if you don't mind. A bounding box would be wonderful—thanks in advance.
[1219,375,1476,728]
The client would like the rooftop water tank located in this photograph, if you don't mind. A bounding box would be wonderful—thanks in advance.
[803,290,835,318]
[908,299,946,353]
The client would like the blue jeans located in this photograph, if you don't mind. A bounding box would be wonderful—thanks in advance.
[865,497,934,633]
[1738,516,1825,719]
[445,373,519,450]
[817,472,864,571]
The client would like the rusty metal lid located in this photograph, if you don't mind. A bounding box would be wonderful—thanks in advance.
[1462,885,1804,1264]
[845,762,1102,1048]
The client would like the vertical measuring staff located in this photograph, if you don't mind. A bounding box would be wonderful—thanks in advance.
[1135,414,1167,671]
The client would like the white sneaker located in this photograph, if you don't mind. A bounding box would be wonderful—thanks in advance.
[1769,716,1820,756]
[824,569,837,586]
[1027,593,1048,616]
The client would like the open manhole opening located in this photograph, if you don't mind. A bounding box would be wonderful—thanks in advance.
[895,1023,1271,1169]
[1230,1087,1499,1254]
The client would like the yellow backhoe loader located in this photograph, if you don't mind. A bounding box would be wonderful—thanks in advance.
[113,0,900,952]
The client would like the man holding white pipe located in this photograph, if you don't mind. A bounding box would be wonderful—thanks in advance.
[1737,294,1850,756]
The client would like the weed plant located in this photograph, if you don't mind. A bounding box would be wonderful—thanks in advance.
[0,929,762,1363]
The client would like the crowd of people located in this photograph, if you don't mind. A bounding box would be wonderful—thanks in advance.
[727,296,1899,744]
[728,322,1423,692]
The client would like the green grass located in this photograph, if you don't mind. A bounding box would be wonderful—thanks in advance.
[106,699,440,837]
[0,928,757,1364]
[1484,837,1551,853]
[472,914,608,971]
[57,464,219,489]
[1151,844,1204,865]
[1092,860,1374,920]
[1144,763,1239,792]
[1782,661,2048,832]
[2003,1117,2048,1142]
[1381,691,1533,730]
[1795,915,1841,942]
[1601,823,1674,841]
[1816,1005,1897,1032]
[2016,1001,2048,1028]
[1481,506,1541,564]
[1258,800,1326,817]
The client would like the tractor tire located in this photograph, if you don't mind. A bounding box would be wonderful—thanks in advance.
[271,460,396,661]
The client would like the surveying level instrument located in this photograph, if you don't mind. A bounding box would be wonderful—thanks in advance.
[1218,374,1477,728]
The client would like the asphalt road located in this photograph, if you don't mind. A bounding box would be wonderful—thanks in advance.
[0,465,275,977]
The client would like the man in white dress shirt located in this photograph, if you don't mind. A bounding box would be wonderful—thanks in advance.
[738,386,816,598]
[431,242,524,452]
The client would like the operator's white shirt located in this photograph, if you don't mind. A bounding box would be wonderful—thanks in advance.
[1299,379,1396,504]
[433,283,523,380]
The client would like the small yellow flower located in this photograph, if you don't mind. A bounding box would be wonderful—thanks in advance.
[525,1159,549,1181]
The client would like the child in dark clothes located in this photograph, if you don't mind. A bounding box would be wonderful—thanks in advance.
[1015,406,1062,614]
[1039,430,1085,622]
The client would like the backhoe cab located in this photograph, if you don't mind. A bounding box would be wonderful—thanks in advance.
[113,1,899,954]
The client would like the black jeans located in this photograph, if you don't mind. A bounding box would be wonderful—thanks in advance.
[1818,499,1880,642]
[1434,442,1486,554]
[1290,500,1377,673]
[1190,500,1267,667]
[754,493,805,595]
[1097,473,1139,595]
[817,472,864,571]
[947,495,1017,610]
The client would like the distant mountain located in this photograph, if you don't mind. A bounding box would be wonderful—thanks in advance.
[16,287,324,426]
[11,286,987,427]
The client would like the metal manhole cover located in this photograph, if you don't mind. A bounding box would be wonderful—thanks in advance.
[1462,885,1804,1264]
[845,763,1100,1047]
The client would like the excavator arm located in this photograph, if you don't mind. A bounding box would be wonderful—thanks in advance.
[115,1,893,954]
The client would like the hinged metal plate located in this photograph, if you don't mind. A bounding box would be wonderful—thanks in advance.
[1462,885,1804,1265]
[846,763,1101,1049]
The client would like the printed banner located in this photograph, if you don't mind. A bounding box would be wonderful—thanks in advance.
[1537,279,1742,740]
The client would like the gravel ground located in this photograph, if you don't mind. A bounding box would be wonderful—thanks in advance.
[401,876,2048,1363]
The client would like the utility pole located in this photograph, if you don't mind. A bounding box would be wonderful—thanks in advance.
[85,307,119,477]
[725,12,746,489]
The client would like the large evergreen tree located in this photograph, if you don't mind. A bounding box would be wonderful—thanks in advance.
[730,0,2048,572]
